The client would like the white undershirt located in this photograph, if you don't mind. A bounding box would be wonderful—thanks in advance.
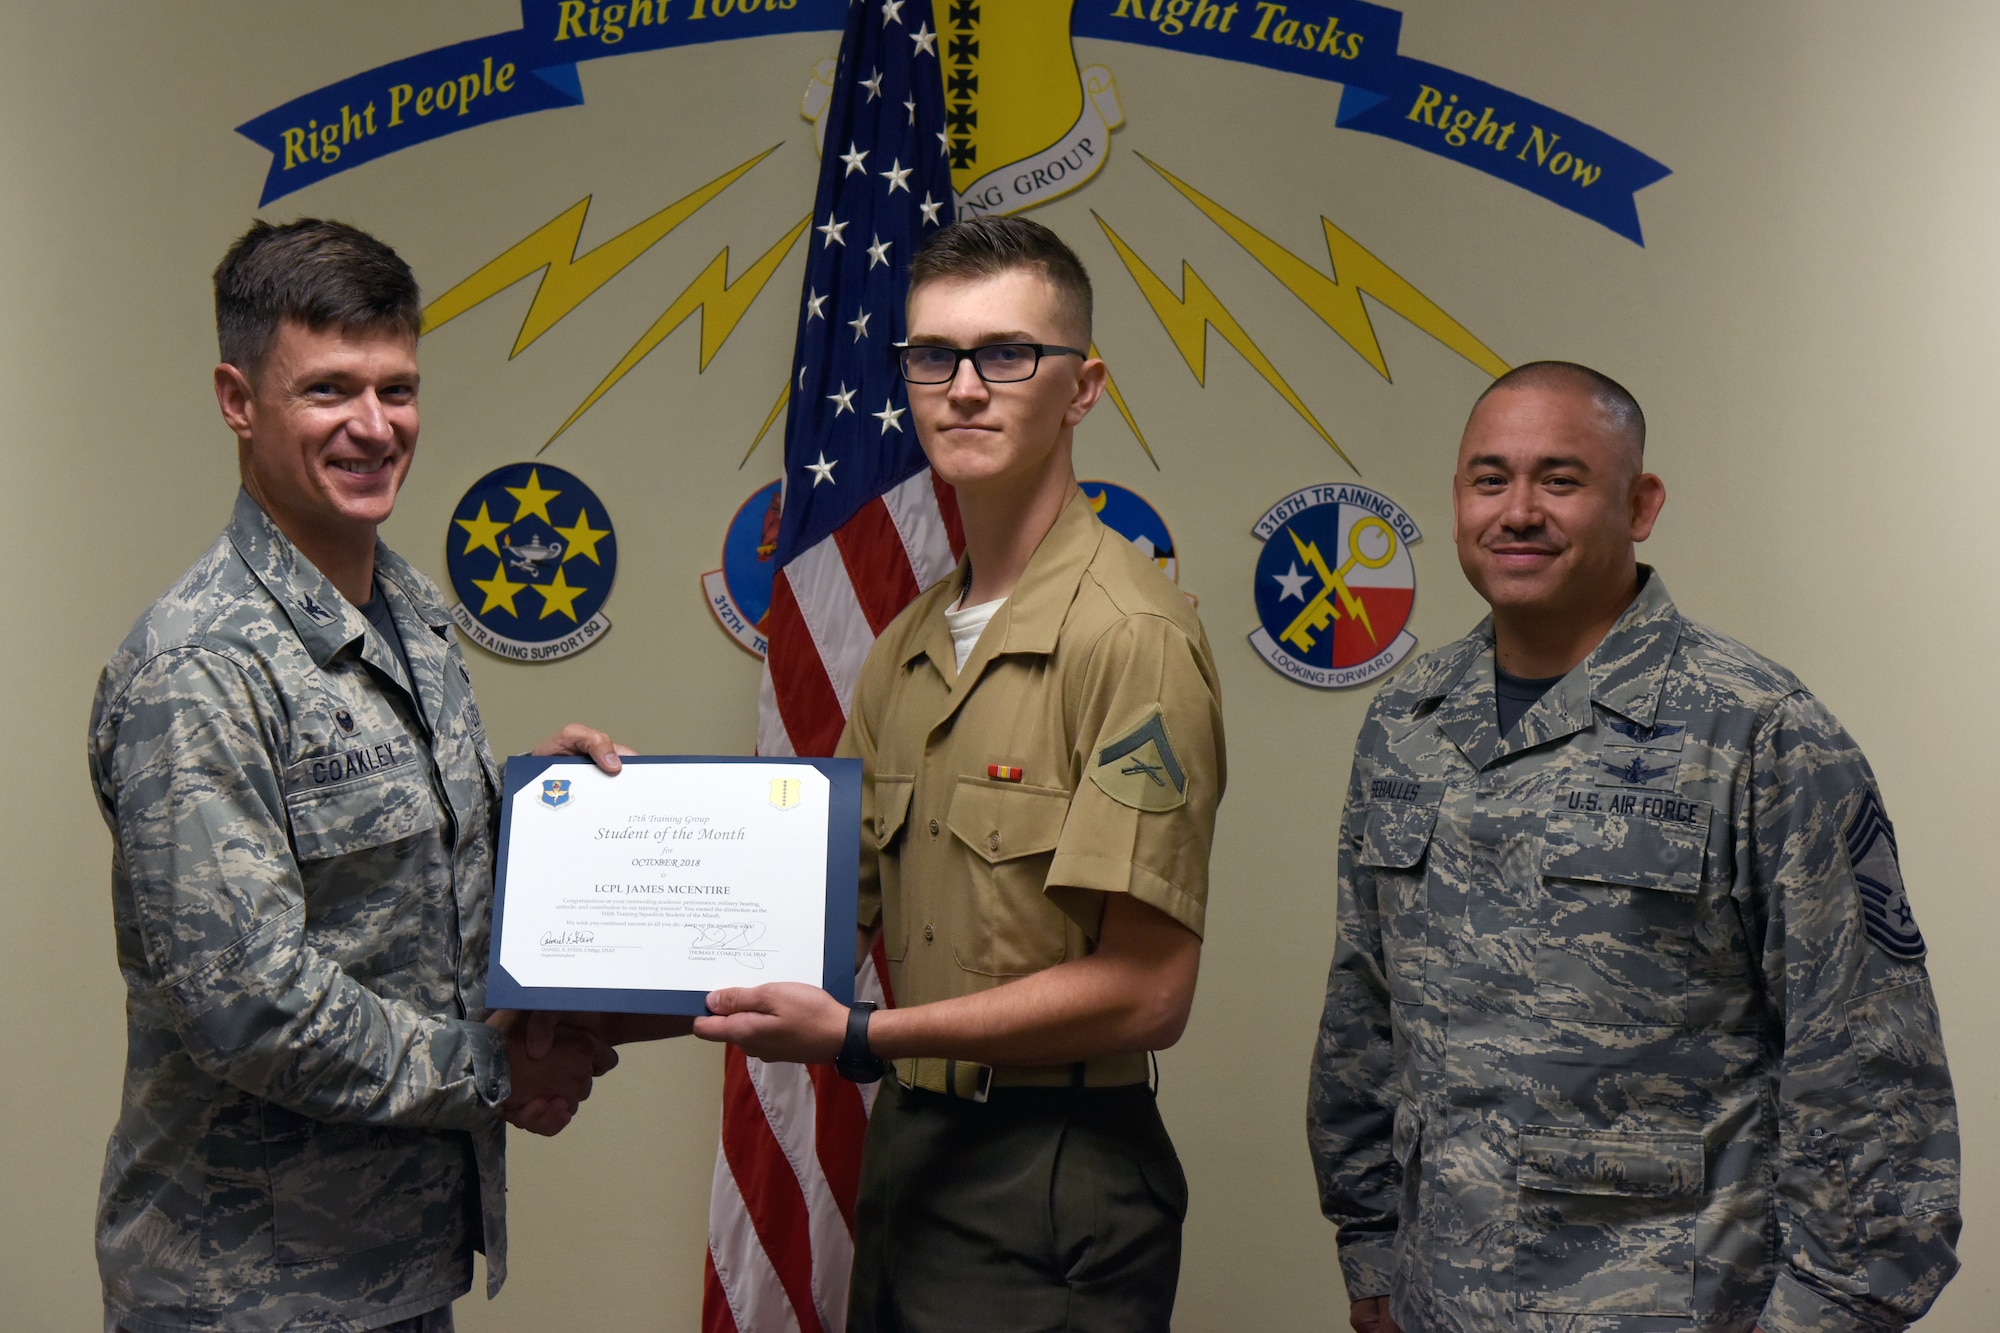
[945,593,1007,671]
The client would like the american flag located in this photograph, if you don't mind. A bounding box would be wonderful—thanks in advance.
[704,3,958,1329]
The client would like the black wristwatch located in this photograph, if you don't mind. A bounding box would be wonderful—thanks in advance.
[835,1001,885,1083]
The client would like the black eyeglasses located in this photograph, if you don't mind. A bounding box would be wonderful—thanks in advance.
[896,342,1087,384]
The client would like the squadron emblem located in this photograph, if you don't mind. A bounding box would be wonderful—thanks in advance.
[1249,484,1420,689]
[540,778,572,809]
[703,480,784,659]
[445,463,617,663]
[1081,481,1179,583]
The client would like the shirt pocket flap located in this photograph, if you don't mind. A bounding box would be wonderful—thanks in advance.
[1359,792,1441,869]
[1518,1128,1704,1199]
[1541,808,1706,893]
[949,777,1070,865]
[286,767,440,862]
[873,776,914,849]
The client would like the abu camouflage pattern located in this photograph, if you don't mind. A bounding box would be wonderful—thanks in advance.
[1308,570,1959,1333]
[88,491,511,1332]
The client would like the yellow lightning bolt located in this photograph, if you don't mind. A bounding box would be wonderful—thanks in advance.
[1138,155,1507,381]
[545,214,813,448]
[1093,212,1357,475]
[419,145,777,355]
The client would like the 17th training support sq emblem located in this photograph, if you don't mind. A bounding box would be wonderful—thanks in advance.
[1250,484,1421,689]
[446,463,617,663]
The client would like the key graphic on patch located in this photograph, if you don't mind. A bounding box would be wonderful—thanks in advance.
[1279,516,1397,654]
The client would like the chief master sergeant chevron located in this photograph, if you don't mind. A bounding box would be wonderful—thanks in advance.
[87,219,632,1333]
[1308,361,1959,1333]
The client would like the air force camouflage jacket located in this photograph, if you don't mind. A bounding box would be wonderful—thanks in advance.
[1308,570,1958,1333]
[88,491,511,1332]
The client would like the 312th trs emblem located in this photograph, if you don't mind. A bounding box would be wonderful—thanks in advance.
[1250,484,1421,689]
[540,779,572,809]
[769,777,802,812]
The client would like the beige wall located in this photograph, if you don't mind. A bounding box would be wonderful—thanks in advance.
[4,3,1995,1326]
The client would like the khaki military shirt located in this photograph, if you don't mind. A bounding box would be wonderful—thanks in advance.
[839,491,1224,1065]
[88,491,512,1332]
[1309,570,1959,1333]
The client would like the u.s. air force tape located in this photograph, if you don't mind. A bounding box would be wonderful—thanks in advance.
[1089,710,1187,813]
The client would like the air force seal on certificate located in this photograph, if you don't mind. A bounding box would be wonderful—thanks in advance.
[1250,484,1420,689]
[446,463,617,662]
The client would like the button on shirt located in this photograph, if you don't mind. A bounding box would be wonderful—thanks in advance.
[839,491,1226,1027]
[88,490,513,1331]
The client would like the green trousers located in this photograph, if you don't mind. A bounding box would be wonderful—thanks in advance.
[847,1080,1188,1333]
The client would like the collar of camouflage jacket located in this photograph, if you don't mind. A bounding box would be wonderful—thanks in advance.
[225,488,451,670]
[1417,566,1685,771]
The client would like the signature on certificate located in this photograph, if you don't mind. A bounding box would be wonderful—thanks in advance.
[539,928,597,950]
[689,922,769,968]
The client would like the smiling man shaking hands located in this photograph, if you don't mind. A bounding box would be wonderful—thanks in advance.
[695,216,1226,1333]
[88,220,633,1333]
[1309,363,1960,1333]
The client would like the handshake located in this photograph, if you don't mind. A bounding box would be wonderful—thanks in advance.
[484,1009,696,1136]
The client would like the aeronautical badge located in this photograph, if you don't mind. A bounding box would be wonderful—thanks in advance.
[540,779,572,810]
[1249,484,1420,689]
[444,463,616,662]
[1090,711,1187,812]
[1081,480,1179,583]
[703,480,782,659]
[1844,788,1925,961]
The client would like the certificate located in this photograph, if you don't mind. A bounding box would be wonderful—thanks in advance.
[486,755,861,1016]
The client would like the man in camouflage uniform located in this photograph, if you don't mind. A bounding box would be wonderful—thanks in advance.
[1309,362,1959,1333]
[88,219,625,1332]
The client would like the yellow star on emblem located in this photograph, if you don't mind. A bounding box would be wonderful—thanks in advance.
[454,501,509,558]
[473,560,527,617]
[506,469,562,525]
[554,506,612,565]
[534,566,588,622]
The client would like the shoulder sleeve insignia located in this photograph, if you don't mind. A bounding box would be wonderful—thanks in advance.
[1844,788,1925,962]
[1090,709,1187,812]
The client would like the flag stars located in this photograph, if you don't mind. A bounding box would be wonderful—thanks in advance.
[817,215,849,247]
[873,400,907,434]
[937,127,951,157]
[880,0,905,24]
[840,142,869,176]
[827,382,856,415]
[905,94,917,126]
[911,21,936,56]
[805,287,828,320]
[919,192,943,226]
[880,159,912,194]
[806,452,838,487]
[867,234,893,269]
[849,308,872,341]
[860,68,884,101]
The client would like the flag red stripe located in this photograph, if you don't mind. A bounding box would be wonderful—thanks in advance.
[932,470,966,558]
[720,1045,828,1333]
[806,1065,868,1231]
[765,573,847,757]
[703,1249,742,1333]
[832,499,923,634]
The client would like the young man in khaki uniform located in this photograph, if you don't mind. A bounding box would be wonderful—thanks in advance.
[697,216,1226,1331]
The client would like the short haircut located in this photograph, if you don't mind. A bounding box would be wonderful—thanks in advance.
[213,219,422,380]
[1474,359,1646,456]
[907,214,1093,344]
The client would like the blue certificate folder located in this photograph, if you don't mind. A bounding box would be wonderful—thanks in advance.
[486,755,862,1017]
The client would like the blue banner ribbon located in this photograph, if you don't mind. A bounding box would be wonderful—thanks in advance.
[238,0,1668,243]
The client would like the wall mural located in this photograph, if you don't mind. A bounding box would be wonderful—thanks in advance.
[234,0,1668,683]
